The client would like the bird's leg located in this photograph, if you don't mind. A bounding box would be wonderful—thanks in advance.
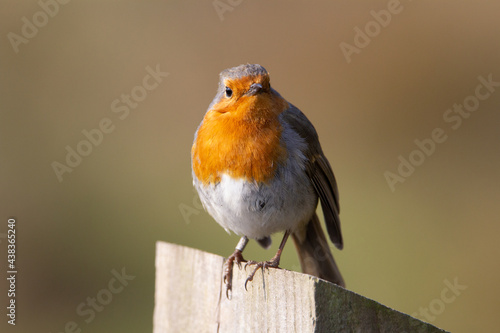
[223,236,248,298]
[244,230,291,290]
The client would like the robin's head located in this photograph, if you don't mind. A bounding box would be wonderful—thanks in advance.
[207,64,288,120]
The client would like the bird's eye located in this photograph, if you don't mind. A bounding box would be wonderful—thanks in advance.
[225,86,233,98]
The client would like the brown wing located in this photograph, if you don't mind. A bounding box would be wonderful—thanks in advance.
[280,103,343,249]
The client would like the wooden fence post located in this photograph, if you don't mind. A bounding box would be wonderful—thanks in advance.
[153,241,448,333]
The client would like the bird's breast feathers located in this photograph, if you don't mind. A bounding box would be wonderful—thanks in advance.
[192,93,290,185]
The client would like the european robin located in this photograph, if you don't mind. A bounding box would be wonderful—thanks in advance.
[191,64,344,296]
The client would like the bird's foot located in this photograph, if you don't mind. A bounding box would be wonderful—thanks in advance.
[223,249,246,298]
[244,256,281,290]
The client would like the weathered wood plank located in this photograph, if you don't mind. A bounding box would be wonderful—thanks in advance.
[153,241,448,333]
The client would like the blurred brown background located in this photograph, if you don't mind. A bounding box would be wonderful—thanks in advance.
[1,1,499,332]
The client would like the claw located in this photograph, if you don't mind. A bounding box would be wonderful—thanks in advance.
[244,277,251,291]
[244,263,262,291]
[244,260,256,271]
[223,249,247,298]
[243,259,281,290]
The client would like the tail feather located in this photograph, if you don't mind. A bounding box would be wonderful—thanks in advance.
[292,213,345,287]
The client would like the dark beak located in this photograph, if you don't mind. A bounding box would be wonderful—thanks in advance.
[247,83,263,95]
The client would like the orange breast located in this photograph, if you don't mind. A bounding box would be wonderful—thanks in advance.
[192,92,289,185]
